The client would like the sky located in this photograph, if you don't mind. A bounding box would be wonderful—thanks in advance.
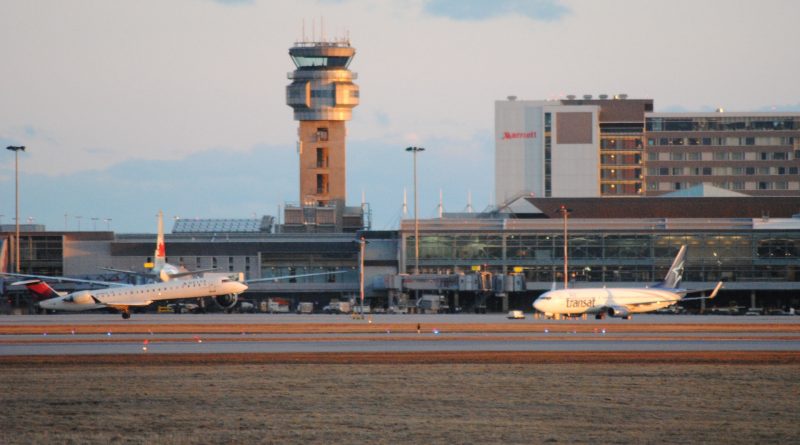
[1,0,798,233]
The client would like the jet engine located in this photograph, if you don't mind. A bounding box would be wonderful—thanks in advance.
[66,291,97,305]
[213,294,238,311]
[606,306,631,319]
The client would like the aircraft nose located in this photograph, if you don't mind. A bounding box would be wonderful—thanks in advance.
[235,282,248,294]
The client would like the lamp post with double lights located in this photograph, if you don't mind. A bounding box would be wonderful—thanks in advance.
[405,146,425,276]
[6,146,25,273]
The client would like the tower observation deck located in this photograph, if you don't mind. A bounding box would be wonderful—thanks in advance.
[286,39,360,214]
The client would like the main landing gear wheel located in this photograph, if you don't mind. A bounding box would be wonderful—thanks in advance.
[121,312,131,320]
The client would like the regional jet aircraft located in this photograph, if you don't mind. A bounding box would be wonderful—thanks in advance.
[100,210,217,282]
[532,245,723,319]
[5,271,342,319]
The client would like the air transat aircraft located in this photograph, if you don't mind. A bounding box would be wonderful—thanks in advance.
[532,245,723,319]
[5,271,342,319]
[100,210,216,282]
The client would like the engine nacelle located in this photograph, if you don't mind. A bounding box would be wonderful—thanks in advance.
[68,291,97,305]
[213,294,238,310]
[606,306,630,318]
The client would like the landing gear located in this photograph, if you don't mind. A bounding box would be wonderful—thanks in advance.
[121,311,131,320]
[622,315,632,320]
[595,313,605,320]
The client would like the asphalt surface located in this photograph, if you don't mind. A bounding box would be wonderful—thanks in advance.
[1,313,798,356]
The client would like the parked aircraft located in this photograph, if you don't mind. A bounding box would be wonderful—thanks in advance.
[4,271,342,319]
[100,210,216,282]
[532,245,723,319]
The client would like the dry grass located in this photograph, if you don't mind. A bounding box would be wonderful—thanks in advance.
[1,353,799,444]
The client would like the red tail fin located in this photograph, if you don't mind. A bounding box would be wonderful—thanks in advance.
[13,279,61,301]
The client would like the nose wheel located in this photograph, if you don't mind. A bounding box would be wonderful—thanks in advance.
[121,311,131,319]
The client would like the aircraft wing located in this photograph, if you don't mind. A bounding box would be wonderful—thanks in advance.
[98,267,154,278]
[0,272,132,288]
[165,268,219,279]
[245,270,347,284]
[678,281,724,301]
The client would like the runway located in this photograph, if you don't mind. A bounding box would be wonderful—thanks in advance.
[1,313,798,356]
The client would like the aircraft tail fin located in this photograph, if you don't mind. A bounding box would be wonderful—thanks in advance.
[154,210,166,269]
[12,279,62,301]
[659,245,687,289]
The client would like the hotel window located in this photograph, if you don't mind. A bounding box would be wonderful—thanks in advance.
[790,167,799,175]
[775,181,789,190]
[647,152,658,161]
[732,181,744,190]
[659,167,669,176]
[689,152,701,160]
[670,152,684,161]
[316,127,329,141]
[733,167,744,175]
[773,152,787,160]
[702,138,712,145]
[758,182,771,190]
[703,167,712,176]
[659,138,668,146]
[758,167,770,175]
[713,151,727,160]
[731,152,745,160]
[760,152,768,160]
[672,167,684,175]
[745,167,756,175]
[745,137,755,145]
[647,138,655,146]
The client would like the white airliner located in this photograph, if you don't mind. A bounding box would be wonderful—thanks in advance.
[100,210,216,282]
[5,271,342,319]
[532,245,723,319]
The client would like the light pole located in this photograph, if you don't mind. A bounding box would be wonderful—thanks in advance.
[559,205,572,289]
[356,232,368,319]
[405,146,425,276]
[6,146,25,273]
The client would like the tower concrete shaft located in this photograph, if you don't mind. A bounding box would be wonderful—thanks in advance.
[287,40,359,208]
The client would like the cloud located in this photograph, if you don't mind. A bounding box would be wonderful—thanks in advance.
[757,103,800,112]
[423,0,570,21]
[211,0,255,5]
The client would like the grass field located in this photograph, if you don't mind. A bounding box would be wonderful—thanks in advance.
[2,352,798,444]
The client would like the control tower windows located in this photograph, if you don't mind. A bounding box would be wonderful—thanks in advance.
[317,127,329,141]
[291,56,352,68]
[316,147,329,168]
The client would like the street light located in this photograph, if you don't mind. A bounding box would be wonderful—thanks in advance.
[6,145,25,273]
[558,205,572,289]
[405,146,425,276]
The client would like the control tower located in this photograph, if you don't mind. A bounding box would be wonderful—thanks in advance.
[286,38,359,215]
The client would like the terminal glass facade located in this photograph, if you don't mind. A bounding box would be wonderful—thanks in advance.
[406,231,798,284]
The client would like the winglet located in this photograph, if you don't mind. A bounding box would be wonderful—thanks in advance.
[708,281,723,299]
